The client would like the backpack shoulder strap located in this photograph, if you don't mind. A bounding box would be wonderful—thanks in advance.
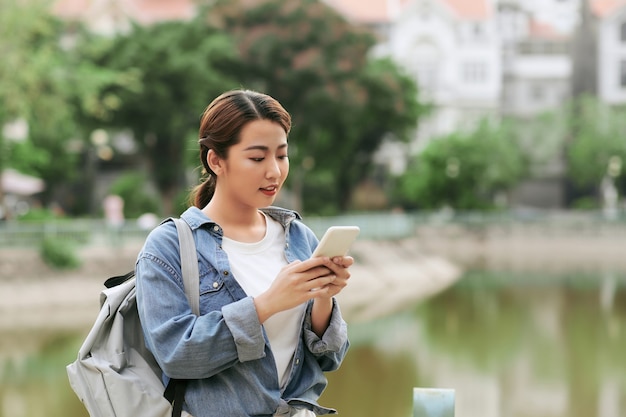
[172,217,200,316]
[168,218,199,417]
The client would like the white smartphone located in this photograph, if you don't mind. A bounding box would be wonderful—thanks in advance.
[311,226,360,258]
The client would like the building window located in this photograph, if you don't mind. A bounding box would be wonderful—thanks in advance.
[621,60,626,88]
[473,23,482,37]
[416,63,438,91]
[412,38,440,91]
[462,62,487,84]
[621,22,626,43]
[417,2,431,19]
[530,83,545,101]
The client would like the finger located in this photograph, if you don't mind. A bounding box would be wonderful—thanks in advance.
[293,256,330,272]
[297,265,332,281]
[312,280,346,298]
[306,274,336,291]
[309,285,334,297]
[331,256,354,267]
[319,259,351,278]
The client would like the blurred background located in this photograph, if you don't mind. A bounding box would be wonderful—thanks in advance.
[1,0,626,416]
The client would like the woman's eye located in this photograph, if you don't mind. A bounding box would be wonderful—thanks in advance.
[279,155,289,160]
[251,158,264,162]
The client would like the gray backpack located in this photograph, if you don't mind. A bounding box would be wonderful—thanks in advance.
[67,218,199,417]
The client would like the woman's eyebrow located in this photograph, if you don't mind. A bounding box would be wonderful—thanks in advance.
[243,143,288,151]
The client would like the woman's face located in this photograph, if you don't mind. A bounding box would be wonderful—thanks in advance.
[213,119,289,209]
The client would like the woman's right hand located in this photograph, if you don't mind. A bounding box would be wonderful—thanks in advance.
[253,257,337,323]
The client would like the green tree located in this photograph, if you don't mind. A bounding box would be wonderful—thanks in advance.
[508,111,568,176]
[397,120,526,210]
[0,0,133,215]
[211,0,427,213]
[0,0,76,212]
[95,19,239,215]
[566,95,626,205]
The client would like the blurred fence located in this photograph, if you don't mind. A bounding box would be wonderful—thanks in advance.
[0,209,625,248]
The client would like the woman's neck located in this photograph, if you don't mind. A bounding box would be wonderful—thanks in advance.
[202,200,266,243]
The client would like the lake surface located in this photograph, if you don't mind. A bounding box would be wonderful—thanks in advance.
[1,269,624,417]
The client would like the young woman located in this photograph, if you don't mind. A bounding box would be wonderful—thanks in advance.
[136,90,352,417]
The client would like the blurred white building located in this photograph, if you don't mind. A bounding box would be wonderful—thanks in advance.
[326,0,626,125]
[386,0,502,150]
[326,0,626,207]
[498,7,573,117]
[595,0,626,104]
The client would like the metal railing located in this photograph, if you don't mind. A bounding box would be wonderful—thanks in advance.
[1,209,625,248]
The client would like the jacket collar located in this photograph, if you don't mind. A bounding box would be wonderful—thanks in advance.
[180,205,301,231]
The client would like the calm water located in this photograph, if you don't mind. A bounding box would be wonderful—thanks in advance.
[1,270,625,417]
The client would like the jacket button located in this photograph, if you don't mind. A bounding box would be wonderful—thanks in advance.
[223,271,229,276]
[213,225,219,232]
[213,282,219,288]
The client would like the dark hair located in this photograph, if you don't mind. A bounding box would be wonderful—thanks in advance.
[190,90,292,208]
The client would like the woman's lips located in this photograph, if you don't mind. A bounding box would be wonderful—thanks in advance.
[260,186,277,196]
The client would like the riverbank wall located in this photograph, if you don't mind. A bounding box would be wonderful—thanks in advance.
[2,211,626,331]
[0,237,462,331]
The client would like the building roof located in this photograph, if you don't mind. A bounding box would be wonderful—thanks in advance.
[130,0,195,24]
[52,0,195,24]
[441,0,491,21]
[51,0,626,27]
[528,18,566,40]
[591,0,626,17]
[322,0,393,24]
[324,0,492,24]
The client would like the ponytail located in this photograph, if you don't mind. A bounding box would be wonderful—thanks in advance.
[190,175,215,209]
[189,145,215,208]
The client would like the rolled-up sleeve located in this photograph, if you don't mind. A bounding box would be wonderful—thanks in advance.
[222,296,267,362]
[303,298,349,360]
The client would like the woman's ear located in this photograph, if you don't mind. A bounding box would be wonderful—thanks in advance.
[206,149,224,175]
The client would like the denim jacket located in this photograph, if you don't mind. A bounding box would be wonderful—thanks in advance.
[135,206,350,417]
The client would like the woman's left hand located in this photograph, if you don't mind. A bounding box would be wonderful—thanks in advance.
[309,256,353,337]
[311,255,354,299]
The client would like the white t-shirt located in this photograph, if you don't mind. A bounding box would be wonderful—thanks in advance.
[222,213,306,388]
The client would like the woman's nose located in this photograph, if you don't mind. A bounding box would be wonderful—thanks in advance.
[266,159,281,178]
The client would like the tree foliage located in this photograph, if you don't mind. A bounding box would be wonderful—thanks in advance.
[2,0,425,217]
[94,19,240,214]
[209,0,427,213]
[0,0,77,204]
[0,0,134,213]
[566,95,626,196]
[397,120,527,210]
[507,111,568,176]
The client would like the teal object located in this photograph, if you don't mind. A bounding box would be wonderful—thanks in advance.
[413,388,455,417]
